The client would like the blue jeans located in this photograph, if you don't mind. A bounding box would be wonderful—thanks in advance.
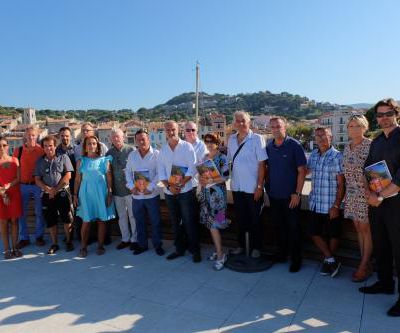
[132,196,162,249]
[19,184,44,241]
[165,191,200,255]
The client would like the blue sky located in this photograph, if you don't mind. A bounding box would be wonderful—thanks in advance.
[0,0,399,110]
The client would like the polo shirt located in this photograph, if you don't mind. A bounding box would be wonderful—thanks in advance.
[227,130,267,194]
[13,144,44,184]
[307,146,343,214]
[34,154,74,188]
[266,136,307,199]
[106,144,135,197]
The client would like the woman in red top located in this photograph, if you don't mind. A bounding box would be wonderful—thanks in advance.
[0,137,23,259]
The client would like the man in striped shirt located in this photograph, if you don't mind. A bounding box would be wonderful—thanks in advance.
[307,127,345,277]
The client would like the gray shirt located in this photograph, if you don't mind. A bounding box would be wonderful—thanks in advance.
[106,144,135,196]
[34,154,74,188]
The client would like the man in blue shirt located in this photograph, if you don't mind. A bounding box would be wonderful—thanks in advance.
[266,116,307,272]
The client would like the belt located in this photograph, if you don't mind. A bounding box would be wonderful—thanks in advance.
[20,181,36,185]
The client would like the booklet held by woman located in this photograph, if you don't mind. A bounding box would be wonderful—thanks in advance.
[196,159,221,188]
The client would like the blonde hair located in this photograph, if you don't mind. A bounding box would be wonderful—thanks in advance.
[347,114,369,130]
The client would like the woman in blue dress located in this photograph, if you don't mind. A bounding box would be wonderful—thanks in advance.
[197,133,230,270]
[73,136,115,257]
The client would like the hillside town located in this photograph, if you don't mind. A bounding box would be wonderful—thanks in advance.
[0,106,367,153]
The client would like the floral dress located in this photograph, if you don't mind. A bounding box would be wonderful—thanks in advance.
[197,153,230,229]
[343,138,371,223]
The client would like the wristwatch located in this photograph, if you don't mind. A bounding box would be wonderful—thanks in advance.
[295,192,301,197]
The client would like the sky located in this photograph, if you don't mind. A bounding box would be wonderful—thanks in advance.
[0,0,399,110]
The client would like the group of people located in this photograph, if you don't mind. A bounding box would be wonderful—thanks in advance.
[1,98,400,316]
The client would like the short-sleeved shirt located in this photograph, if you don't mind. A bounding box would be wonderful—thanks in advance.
[307,146,343,214]
[106,144,135,197]
[190,138,208,188]
[266,136,307,199]
[13,144,44,184]
[364,126,400,187]
[56,144,76,169]
[34,154,74,188]
[227,130,268,194]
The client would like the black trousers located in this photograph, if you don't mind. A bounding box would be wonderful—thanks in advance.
[369,195,400,293]
[269,197,302,262]
[232,191,263,250]
[165,191,200,255]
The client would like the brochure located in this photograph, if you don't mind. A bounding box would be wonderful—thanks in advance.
[134,169,150,193]
[365,160,396,197]
[169,165,188,186]
[196,159,221,188]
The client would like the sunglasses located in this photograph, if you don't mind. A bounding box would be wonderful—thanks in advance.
[0,144,8,147]
[185,129,196,132]
[376,110,396,118]
[204,140,216,144]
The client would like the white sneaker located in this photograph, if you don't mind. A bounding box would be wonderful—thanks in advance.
[213,254,227,271]
[208,252,218,261]
[230,247,244,255]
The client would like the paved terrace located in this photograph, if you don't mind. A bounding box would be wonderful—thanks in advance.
[0,240,399,333]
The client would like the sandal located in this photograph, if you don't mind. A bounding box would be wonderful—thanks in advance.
[78,248,88,258]
[4,250,13,260]
[12,249,23,258]
[96,247,105,256]
[47,244,60,255]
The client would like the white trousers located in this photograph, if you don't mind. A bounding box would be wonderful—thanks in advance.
[114,195,137,242]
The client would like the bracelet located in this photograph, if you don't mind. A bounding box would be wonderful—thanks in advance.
[333,204,339,209]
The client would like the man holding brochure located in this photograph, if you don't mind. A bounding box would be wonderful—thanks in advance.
[359,98,400,317]
[125,128,164,256]
[158,121,200,262]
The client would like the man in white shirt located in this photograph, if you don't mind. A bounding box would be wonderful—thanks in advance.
[227,111,267,258]
[125,128,164,256]
[158,120,201,262]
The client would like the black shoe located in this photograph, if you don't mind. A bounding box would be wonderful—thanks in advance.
[289,259,302,273]
[17,239,30,249]
[47,244,60,255]
[359,281,395,295]
[66,242,74,252]
[116,242,130,250]
[36,237,46,247]
[320,261,331,276]
[387,299,400,317]
[192,253,202,263]
[130,242,140,251]
[155,247,165,256]
[166,252,184,260]
[133,247,148,255]
[329,260,341,278]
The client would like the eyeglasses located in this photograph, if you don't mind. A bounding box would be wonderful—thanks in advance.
[349,114,364,120]
[376,110,396,118]
[185,129,196,132]
[82,128,93,132]
[204,140,216,144]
